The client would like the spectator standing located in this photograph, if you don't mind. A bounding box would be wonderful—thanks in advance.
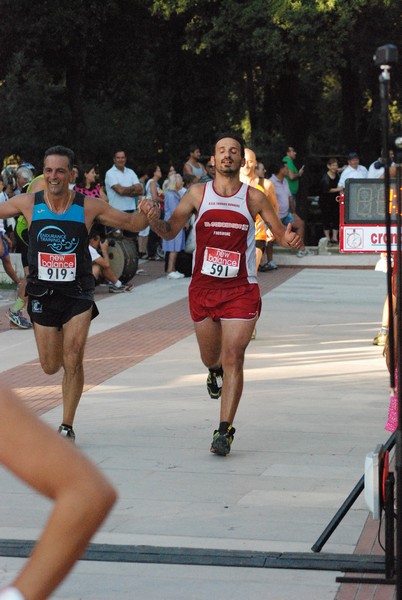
[104,149,143,215]
[104,150,144,266]
[182,172,196,191]
[199,159,216,183]
[144,163,164,260]
[255,158,279,271]
[0,178,24,324]
[240,147,278,340]
[319,157,342,244]
[0,214,20,288]
[282,146,304,208]
[7,173,43,329]
[68,165,79,190]
[162,164,177,193]
[74,164,108,201]
[240,148,270,271]
[270,161,312,258]
[15,165,34,195]
[183,145,207,183]
[338,151,368,189]
[367,150,394,178]
[255,161,266,179]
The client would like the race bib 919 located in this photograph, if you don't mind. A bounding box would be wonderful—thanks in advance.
[38,252,76,282]
[201,246,240,278]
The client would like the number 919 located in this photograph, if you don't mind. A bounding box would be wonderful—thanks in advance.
[47,268,67,280]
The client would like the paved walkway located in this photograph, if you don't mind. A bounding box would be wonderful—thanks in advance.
[0,258,397,599]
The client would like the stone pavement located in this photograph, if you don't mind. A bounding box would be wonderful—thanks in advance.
[0,257,397,599]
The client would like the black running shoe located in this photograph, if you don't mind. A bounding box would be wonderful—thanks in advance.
[58,424,76,442]
[206,367,224,399]
[210,426,235,456]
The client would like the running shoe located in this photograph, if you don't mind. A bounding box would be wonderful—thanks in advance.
[267,260,278,270]
[167,271,185,279]
[206,367,224,399]
[297,249,314,258]
[373,332,387,346]
[6,309,33,329]
[58,424,76,442]
[108,283,126,293]
[210,426,236,456]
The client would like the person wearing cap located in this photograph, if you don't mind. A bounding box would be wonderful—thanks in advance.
[338,152,368,189]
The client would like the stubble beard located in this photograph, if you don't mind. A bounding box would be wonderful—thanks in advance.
[217,162,240,179]
[47,181,68,197]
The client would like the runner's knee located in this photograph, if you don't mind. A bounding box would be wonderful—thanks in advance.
[41,358,62,375]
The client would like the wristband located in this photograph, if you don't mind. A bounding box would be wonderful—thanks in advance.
[0,588,25,600]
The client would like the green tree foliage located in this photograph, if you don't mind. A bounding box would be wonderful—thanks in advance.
[0,0,400,173]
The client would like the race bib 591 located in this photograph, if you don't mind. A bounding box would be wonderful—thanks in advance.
[201,246,240,278]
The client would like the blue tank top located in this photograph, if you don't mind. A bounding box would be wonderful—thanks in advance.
[27,191,94,297]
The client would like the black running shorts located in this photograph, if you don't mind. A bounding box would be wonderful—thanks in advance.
[27,289,99,329]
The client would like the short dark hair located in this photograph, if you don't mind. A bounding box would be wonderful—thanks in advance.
[271,161,287,176]
[89,224,105,240]
[44,146,75,170]
[214,132,245,158]
[327,157,338,166]
[89,230,100,241]
[189,144,200,155]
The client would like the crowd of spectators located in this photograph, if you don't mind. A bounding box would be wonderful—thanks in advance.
[0,144,389,323]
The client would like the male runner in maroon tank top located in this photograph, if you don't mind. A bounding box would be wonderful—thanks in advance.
[145,133,302,456]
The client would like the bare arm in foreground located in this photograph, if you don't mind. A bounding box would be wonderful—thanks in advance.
[0,386,117,600]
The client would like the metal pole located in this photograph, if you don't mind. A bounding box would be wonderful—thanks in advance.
[395,157,402,599]
[379,65,395,388]
[385,472,395,580]
[311,432,396,553]
[374,46,400,597]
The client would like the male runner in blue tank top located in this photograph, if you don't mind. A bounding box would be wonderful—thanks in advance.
[0,146,149,442]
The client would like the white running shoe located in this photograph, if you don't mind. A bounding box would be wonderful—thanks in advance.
[297,249,315,258]
[167,271,185,279]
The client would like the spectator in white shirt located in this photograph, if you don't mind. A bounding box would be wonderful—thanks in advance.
[367,150,395,178]
[104,150,143,212]
[338,152,368,189]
